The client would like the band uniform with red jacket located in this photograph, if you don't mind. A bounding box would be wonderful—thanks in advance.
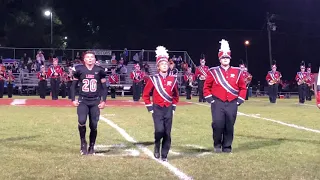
[47,58,63,100]
[239,61,252,100]
[295,61,308,104]
[266,61,282,103]
[203,39,247,153]
[306,63,314,101]
[0,67,6,98]
[130,64,144,101]
[316,69,320,108]
[195,54,209,102]
[109,70,119,98]
[7,71,15,98]
[38,66,48,99]
[184,68,195,100]
[142,46,179,161]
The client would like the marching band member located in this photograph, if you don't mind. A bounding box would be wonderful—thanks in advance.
[6,70,15,98]
[142,46,179,161]
[183,67,195,100]
[266,60,282,103]
[316,68,320,109]
[37,65,47,99]
[0,64,6,98]
[195,54,209,102]
[295,61,308,104]
[109,68,119,99]
[203,39,247,153]
[130,64,144,102]
[47,58,63,100]
[66,67,74,100]
[239,60,252,100]
[168,60,178,76]
[60,67,68,98]
[306,63,314,101]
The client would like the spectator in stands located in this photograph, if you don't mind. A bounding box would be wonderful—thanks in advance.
[182,60,189,72]
[21,53,28,67]
[144,62,150,74]
[27,58,33,73]
[139,49,145,67]
[75,52,81,60]
[176,56,183,70]
[12,62,19,73]
[0,56,3,64]
[121,48,128,63]
[31,61,37,72]
[117,58,127,82]
[133,53,139,64]
[36,51,45,65]
[111,53,116,61]
[172,55,177,62]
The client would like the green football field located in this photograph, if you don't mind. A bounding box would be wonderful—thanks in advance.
[0,96,320,180]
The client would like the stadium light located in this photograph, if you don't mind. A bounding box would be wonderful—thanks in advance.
[43,10,53,46]
[245,40,250,46]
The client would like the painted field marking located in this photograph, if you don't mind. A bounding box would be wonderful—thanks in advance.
[294,103,317,107]
[193,102,320,134]
[100,116,193,180]
[10,99,26,105]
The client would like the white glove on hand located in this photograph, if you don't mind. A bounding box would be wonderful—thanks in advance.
[150,110,154,114]
[173,110,175,114]
[211,100,215,103]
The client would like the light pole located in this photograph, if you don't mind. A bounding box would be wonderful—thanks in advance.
[44,10,53,47]
[244,40,250,70]
[267,13,277,68]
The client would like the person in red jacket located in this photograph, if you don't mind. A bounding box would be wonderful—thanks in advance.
[108,68,119,98]
[306,63,314,101]
[195,54,209,102]
[265,60,282,103]
[130,64,144,101]
[142,46,179,161]
[0,64,6,98]
[183,67,195,100]
[203,39,247,153]
[47,58,63,100]
[239,60,252,100]
[295,61,308,104]
[37,65,48,99]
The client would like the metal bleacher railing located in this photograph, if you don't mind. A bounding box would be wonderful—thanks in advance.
[1,47,197,95]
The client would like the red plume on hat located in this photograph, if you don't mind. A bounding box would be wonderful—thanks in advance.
[155,46,169,66]
[218,39,231,59]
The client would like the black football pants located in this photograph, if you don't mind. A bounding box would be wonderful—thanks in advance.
[110,87,116,98]
[268,84,278,103]
[7,84,13,98]
[38,80,47,99]
[77,98,100,146]
[152,104,173,158]
[306,85,312,101]
[211,99,238,152]
[298,84,307,103]
[50,78,60,100]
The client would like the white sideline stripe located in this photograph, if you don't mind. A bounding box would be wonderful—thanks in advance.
[295,103,316,107]
[193,102,320,134]
[10,99,26,105]
[184,144,206,149]
[99,116,193,180]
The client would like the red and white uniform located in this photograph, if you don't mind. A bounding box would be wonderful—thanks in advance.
[316,72,320,106]
[143,74,179,108]
[109,74,119,84]
[7,74,15,83]
[195,65,209,80]
[183,72,195,83]
[47,65,63,79]
[203,66,247,103]
[266,71,282,84]
[306,72,315,86]
[37,72,48,81]
[130,70,144,83]
[0,70,6,81]
[295,71,308,84]
[241,71,252,86]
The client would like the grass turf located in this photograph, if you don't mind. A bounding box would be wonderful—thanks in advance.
[0,96,320,179]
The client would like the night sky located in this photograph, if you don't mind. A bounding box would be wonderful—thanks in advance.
[1,0,320,84]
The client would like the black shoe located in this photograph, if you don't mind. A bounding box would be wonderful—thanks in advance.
[161,157,168,162]
[154,146,160,159]
[222,148,232,153]
[88,146,95,155]
[214,148,222,153]
[80,140,88,155]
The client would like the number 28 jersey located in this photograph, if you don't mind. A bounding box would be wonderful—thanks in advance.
[73,65,107,98]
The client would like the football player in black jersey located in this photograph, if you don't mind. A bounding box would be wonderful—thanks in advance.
[70,51,108,155]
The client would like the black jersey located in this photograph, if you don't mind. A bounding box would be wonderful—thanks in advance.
[73,65,107,98]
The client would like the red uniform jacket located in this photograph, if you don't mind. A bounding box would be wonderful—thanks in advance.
[203,66,247,104]
[195,65,209,80]
[143,74,179,112]
[0,70,6,81]
[183,72,195,82]
[130,70,144,83]
[241,71,252,86]
[295,72,308,83]
[306,72,314,86]
[47,65,63,79]
[37,72,48,81]
[7,74,14,84]
[66,72,73,82]
[109,74,119,84]
[266,71,282,84]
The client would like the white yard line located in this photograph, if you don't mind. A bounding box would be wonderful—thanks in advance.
[10,99,26,105]
[100,116,193,180]
[193,102,320,134]
[294,103,317,107]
